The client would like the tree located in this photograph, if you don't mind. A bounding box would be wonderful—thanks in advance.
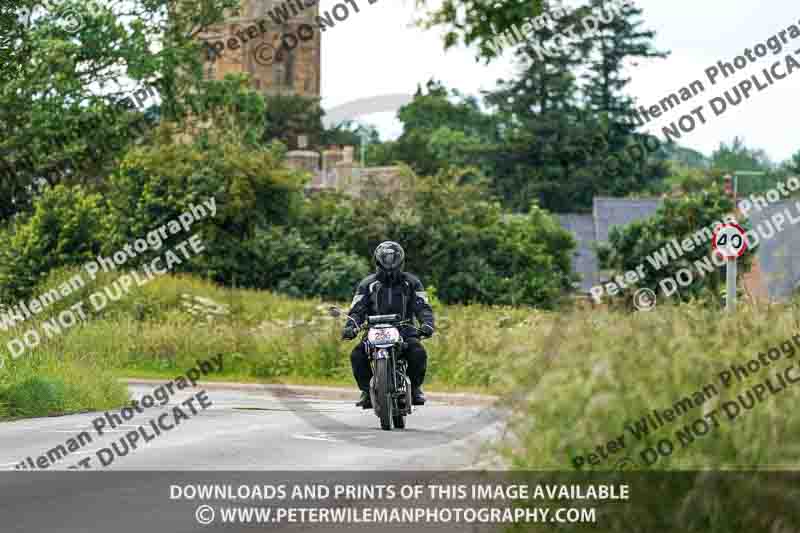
[262,94,324,150]
[711,137,772,173]
[581,0,668,121]
[711,137,776,195]
[106,121,306,287]
[387,80,500,176]
[480,4,594,212]
[577,0,670,201]
[0,184,108,303]
[597,186,755,305]
[789,149,800,175]
[415,0,545,62]
[0,0,237,223]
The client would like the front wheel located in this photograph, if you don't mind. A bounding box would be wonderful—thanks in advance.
[392,414,405,429]
[374,358,393,430]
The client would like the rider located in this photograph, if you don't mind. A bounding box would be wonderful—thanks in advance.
[342,241,435,409]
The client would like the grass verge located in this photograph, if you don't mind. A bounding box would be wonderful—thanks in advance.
[0,268,521,419]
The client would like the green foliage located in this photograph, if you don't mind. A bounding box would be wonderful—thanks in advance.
[295,171,575,308]
[581,0,669,120]
[655,168,717,195]
[263,93,324,150]
[0,376,69,418]
[389,80,501,176]
[245,226,370,300]
[788,149,800,175]
[0,184,108,303]
[188,75,269,147]
[502,303,800,471]
[477,1,670,213]
[598,186,755,303]
[710,137,781,196]
[416,0,544,62]
[0,0,237,222]
[711,136,772,174]
[105,123,306,285]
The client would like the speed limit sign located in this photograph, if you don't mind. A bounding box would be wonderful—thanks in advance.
[713,223,748,259]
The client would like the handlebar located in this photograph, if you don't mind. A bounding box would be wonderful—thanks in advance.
[333,307,426,336]
[350,318,423,336]
[366,314,401,324]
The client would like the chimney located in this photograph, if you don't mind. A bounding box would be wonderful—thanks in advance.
[724,174,734,198]
[342,145,354,164]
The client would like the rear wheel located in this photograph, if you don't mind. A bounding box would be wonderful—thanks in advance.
[374,358,393,431]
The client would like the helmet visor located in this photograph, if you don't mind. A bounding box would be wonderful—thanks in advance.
[375,243,404,271]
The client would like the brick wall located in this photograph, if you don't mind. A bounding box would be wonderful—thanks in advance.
[198,0,321,98]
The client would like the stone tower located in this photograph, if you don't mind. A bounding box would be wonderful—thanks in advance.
[199,0,321,98]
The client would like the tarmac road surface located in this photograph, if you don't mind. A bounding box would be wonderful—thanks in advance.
[0,383,504,532]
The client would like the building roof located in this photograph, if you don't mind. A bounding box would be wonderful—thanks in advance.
[558,197,663,293]
[749,201,800,301]
[558,196,800,301]
[592,197,663,242]
[557,214,599,292]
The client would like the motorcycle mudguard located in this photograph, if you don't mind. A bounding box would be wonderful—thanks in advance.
[403,376,413,414]
[368,377,380,416]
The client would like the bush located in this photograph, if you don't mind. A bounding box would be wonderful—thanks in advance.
[598,187,755,305]
[0,135,574,309]
[294,171,575,308]
[247,226,370,300]
[0,376,69,418]
[105,124,306,285]
[0,184,108,303]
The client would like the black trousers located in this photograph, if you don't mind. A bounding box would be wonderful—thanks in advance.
[351,337,428,392]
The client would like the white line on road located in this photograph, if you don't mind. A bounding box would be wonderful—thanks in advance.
[292,434,340,442]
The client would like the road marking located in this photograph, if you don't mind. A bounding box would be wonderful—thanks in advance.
[292,433,340,443]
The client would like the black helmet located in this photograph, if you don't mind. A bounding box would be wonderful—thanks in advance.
[374,241,405,279]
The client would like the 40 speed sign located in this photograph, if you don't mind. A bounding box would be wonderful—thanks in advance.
[713,222,748,260]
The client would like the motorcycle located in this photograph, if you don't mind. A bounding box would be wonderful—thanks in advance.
[330,307,422,431]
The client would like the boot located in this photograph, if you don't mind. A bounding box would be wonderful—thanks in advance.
[412,386,425,405]
[356,390,372,409]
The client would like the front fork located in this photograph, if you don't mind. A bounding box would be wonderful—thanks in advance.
[369,344,410,410]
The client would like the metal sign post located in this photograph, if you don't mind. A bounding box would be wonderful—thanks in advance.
[726,257,737,312]
[713,223,748,313]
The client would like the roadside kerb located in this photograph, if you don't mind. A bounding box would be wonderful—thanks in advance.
[122,378,498,407]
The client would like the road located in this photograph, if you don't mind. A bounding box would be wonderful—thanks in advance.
[0,382,502,471]
[0,383,504,532]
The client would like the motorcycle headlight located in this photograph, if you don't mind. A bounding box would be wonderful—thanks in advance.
[377,348,389,359]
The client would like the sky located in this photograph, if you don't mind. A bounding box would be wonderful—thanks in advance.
[319,0,800,164]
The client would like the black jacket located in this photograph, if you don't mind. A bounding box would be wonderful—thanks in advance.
[346,271,435,338]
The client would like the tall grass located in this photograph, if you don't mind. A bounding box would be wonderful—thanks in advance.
[499,300,800,470]
[6,266,800,474]
[0,268,526,420]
